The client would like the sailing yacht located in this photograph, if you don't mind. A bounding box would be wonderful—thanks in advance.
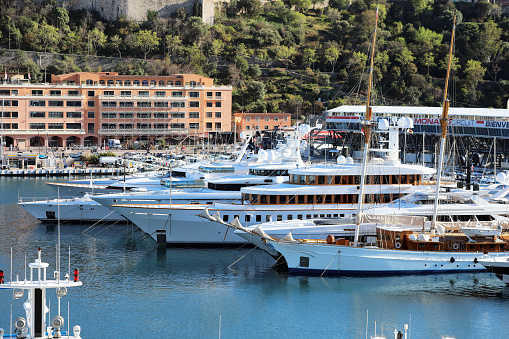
[221,13,509,275]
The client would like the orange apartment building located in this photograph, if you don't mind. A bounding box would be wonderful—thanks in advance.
[0,72,232,150]
[234,112,292,136]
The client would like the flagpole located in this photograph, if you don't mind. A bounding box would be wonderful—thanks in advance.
[1,97,4,168]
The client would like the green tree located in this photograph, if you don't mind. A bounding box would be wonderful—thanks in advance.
[302,48,317,69]
[420,52,436,75]
[109,35,123,58]
[474,21,503,65]
[462,59,486,104]
[87,27,107,55]
[324,45,341,73]
[246,80,266,102]
[134,30,160,59]
[165,35,182,59]
[411,0,431,16]
[37,23,59,52]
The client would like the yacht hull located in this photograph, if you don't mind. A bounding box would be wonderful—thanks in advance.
[268,241,497,276]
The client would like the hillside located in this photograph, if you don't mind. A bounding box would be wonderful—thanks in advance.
[1,0,509,119]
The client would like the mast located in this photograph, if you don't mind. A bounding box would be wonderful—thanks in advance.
[354,5,379,247]
[431,16,456,230]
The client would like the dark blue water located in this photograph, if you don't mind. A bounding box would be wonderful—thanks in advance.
[1,177,509,338]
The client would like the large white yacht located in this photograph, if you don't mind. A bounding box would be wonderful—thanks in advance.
[105,118,437,245]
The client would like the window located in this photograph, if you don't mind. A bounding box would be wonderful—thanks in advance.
[118,123,132,129]
[30,112,45,118]
[50,90,61,96]
[189,81,197,87]
[171,102,185,108]
[133,80,139,86]
[167,81,173,86]
[245,215,251,222]
[30,100,45,107]
[88,123,94,133]
[30,123,45,129]
[31,90,43,96]
[215,112,221,118]
[206,122,212,130]
[137,113,151,119]
[206,102,213,107]
[216,102,222,107]
[154,123,168,129]
[265,116,270,121]
[67,112,81,118]
[155,91,166,97]
[119,102,134,107]
[102,113,116,119]
[102,101,117,107]
[119,113,133,118]
[124,80,131,86]
[120,91,131,96]
[48,101,64,107]
[154,113,168,119]
[264,126,269,130]
[246,116,251,121]
[66,101,81,107]
[11,90,18,95]
[142,80,149,86]
[68,90,79,96]
[137,102,151,107]
[87,91,95,96]
[171,112,185,118]
[88,100,95,107]
[172,91,183,97]
[137,123,151,129]
[207,92,213,98]
[48,123,63,129]
[99,80,105,85]
[189,92,199,98]
[0,90,10,96]
[189,112,199,119]
[215,92,221,98]
[175,81,182,86]
[154,102,168,107]
[138,91,149,96]
[206,112,213,118]
[190,101,200,108]
[48,112,64,118]
[103,91,114,96]
[189,123,199,129]
[277,215,282,221]
[88,112,95,118]
[215,123,221,130]
[158,81,165,86]
[274,116,279,121]
[171,123,185,129]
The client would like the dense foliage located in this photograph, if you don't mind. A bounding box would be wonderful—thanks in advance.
[1,0,509,118]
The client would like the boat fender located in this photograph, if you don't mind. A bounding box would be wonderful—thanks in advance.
[474,258,478,264]
[395,242,402,249]
[450,257,455,263]
[453,243,459,250]
[326,235,335,244]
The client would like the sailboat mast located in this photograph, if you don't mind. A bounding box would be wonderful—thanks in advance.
[431,16,456,228]
[354,5,379,247]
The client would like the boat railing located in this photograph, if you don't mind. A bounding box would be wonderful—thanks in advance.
[18,196,81,203]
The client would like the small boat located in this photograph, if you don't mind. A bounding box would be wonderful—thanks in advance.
[0,248,82,338]
[461,222,502,238]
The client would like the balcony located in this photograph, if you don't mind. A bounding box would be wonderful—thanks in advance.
[98,128,189,136]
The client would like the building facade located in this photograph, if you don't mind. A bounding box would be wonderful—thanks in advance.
[234,112,291,136]
[0,72,232,150]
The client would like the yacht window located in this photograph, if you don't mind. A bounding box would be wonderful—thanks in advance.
[366,176,371,184]
[392,175,399,184]
[317,176,325,185]
[279,195,287,204]
[325,195,332,203]
[383,176,390,184]
[384,194,391,203]
[313,214,318,218]
[297,214,303,220]
[270,195,277,204]
[355,176,361,184]
[327,214,331,218]
[234,215,239,220]
[299,175,306,184]
[374,176,380,184]
[277,215,282,221]
[308,175,315,184]
[320,214,325,218]
[335,194,343,203]
[256,215,261,222]
[223,215,229,222]
[287,215,293,220]
[292,174,298,183]
[401,175,408,184]
[307,195,314,204]
[316,195,323,204]
[340,214,344,217]
[333,214,338,218]
[327,176,334,185]
[335,175,341,184]
[298,195,305,204]
[266,215,271,222]
[245,215,251,222]
[260,195,267,204]
[288,195,295,204]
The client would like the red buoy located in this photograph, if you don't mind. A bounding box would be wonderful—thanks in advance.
[73,269,79,282]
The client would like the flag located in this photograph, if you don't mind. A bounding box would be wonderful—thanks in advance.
[375,7,379,19]
[28,70,31,80]
[4,69,6,80]
[407,129,413,134]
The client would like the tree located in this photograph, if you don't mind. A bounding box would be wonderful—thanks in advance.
[302,48,317,69]
[420,52,436,75]
[237,0,261,16]
[474,21,503,65]
[462,59,486,104]
[37,23,59,52]
[165,35,182,59]
[87,27,107,55]
[109,35,123,58]
[246,80,266,102]
[411,0,431,16]
[324,45,341,73]
[134,29,160,59]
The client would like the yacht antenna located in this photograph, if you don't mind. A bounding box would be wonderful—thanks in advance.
[431,15,456,230]
[354,5,379,247]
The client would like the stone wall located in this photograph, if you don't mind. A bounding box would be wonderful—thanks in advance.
[60,0,215,24]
